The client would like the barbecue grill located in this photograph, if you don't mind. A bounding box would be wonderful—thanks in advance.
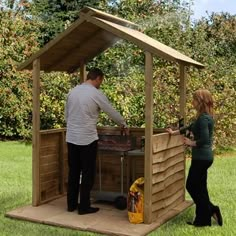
[98,134,136,152]
[95,134,137,209]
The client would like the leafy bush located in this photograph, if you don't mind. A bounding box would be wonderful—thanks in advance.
[0,4,235,150]
[0,11,39,139]
[40,72,78,130]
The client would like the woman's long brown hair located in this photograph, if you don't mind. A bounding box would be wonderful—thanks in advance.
[193,89,214,117]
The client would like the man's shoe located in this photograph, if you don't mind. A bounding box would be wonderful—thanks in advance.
[213,206,223,226]
[67,207,77,212]
[78,207,99,215]
[67,203,79,212]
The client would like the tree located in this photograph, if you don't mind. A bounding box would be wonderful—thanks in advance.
[0,10,39,139]
[0,1,235,149]
[190,13,236,147]
[30,0,111,45]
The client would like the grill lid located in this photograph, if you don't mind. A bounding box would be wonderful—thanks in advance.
[98,134,136,152]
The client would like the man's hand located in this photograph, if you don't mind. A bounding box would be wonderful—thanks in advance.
[121,125,129,136]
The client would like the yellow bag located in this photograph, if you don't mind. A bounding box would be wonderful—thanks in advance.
[127,177,144,224]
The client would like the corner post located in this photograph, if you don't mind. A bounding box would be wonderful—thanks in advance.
[32,59,40,206]
[80,62,87,83]
[179,64,187,201]
[179,64,186,125]
[144,51,153,224]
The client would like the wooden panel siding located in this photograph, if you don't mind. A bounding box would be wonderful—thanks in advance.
[152,189,184,212]
[152,170,184,194]
[40,162,59,173]
[40,154,59,163]
[152,194,183,221]
[41,188,60,203]
[153,145,184,164]
[151,132,186,223]
[41,180,59,192]
[131,157,144,180]
[152,179,184,203]
[152,162,184,184]
[35,127,188,223]
[40,133,60,147]
[152,153,184,174]
[93,152,129,193]
[152,133,183,153]
[40,146,60,156]
[40,171,59,183]
[38,130,66,204]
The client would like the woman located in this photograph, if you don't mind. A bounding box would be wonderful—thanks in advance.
[167,89,223,227]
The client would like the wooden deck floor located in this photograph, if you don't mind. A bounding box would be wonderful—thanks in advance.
[6,197,192,236]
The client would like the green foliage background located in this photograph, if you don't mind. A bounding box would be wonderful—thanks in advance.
[0,10,39,138]
[0,0,235,149]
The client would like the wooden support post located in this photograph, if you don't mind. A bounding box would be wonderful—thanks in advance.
[179,64,187,201]
[32,59,41,206]
[144,51,153,224]
[80,62,86,83]
[179,64,186,125]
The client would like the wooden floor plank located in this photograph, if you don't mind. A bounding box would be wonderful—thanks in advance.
[5,197,193,236]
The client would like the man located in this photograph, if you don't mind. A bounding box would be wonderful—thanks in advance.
[65,68,128,215]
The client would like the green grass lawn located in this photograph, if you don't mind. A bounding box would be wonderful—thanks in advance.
[0,141,235,236]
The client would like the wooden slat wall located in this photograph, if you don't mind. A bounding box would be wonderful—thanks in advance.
[92,154,145,193]
[38,127,149,204]
[37,126,187,221]
[62,132,68,193]
[131,157,144,180]
[93,153,129,193]
[38,127,148,205]
[151,133,185,222]
[39,129,67,204]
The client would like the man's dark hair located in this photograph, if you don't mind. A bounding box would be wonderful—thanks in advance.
[87,68,104,80]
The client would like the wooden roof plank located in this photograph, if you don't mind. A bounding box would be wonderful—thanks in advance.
[46,28,103,71]
[17,17,86,71]
[91,17,204,68]
[49,31,119,72]
[69,36,120,73]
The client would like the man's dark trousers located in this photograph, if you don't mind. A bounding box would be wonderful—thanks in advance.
[67,140,97,211]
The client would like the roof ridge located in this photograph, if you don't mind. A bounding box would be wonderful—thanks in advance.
[80,6,138,29]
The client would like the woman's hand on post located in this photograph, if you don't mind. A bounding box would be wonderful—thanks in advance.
[166,128,179,135]
[166,128,174,134]
[183,137,196,147]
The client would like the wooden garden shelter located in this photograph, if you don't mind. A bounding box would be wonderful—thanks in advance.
[11,6,205,234]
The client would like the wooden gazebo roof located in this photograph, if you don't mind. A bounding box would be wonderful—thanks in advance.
[18,7,204,72]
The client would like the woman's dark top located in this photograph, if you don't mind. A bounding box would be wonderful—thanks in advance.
[180,113,214,161]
